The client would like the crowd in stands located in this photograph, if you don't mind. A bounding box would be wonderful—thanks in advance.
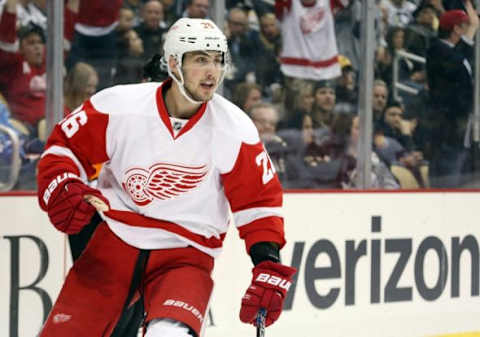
[0,0,479,190]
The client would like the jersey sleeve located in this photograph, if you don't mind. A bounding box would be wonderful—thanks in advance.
[37,99,109,211]
[221,141,286,254]
[274,0,292,20]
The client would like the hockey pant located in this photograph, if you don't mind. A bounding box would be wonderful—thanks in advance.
[39,222,214,337]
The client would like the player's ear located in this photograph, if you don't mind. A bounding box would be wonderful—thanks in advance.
[168,55,181,78]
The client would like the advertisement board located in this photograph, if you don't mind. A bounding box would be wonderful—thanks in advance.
[1,192,479,337]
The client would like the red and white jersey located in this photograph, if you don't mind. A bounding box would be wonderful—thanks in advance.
[75,0,122,36]
[277,0,348,80]
[37,79,285,258]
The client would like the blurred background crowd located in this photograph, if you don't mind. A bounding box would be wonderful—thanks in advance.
[1,0,480,191]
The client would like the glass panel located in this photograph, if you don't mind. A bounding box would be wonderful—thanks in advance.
[3,1,479,191]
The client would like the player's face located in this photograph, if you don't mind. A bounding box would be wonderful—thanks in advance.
[182,51,224,102]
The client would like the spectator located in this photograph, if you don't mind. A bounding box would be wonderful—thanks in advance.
[135,0,167,62]
[278,113,340,189]
[184,0,209,19]
[232,82,262,113]
[390,148,430,188]
[372,79,389,125]
[377,100,416,150]
[376,26,415,86]
[374,129,405,165]
[280,81,314,129]
[159,0,179,26]
[405,4,438,57]
[224,7,257,96]
[425,2,479,187]
[64,62,99,115]
[0,21,45,129]
[335,55,358,110]
[275,0,348,112]
[67,0,123,90]
[250,102,292,185]
[345,115,400,189]
[123,0,142,24]
[311,79,337,129]
[117,7,136,34]
[253,12,283,97]
[114,29,145,84]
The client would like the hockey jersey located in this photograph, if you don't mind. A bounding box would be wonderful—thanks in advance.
[277,0,348,80]
[37,79,286,258]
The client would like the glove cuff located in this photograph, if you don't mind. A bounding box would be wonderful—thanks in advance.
[40,173,82,210]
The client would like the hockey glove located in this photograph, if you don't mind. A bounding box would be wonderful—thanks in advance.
[240,261,296,327]
[47,181,109,234]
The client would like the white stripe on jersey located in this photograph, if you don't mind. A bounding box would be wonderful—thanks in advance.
[234,207,283,227]
[41,145,88,181]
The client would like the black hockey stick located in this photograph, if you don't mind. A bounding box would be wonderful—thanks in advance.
[256,308,266,337]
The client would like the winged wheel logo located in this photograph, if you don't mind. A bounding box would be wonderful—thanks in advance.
[122,163,208,206]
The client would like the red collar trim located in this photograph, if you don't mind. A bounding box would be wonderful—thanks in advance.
[155,78,208,140]
[301,0,316,7]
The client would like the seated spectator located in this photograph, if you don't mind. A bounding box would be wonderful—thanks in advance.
[159,0,179,26]
[311,80,337,129]
[277,113,341,189]
[377,100,417,150]
[344,115,400,189]
[224,7,257,97]
[232,82,262,114]
[279,81,314,130]
[135,0,167,62]
[117,7,136,34]
[253,12,283,98]
[391,149,430,188]
[372,79,389,126]
[0,22,46,130]
[114,29,145,84]
[184,0,209,19]
[64,62,99,114]
[250,102,293,185]
[374,129,405,165]
[123,0,142,25]
[335,55,358,111]
[376,26,415,86]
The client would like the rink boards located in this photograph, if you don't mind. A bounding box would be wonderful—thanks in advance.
[1,192,479,337]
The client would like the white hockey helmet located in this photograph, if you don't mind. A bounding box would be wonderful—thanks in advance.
[163,18,229,103]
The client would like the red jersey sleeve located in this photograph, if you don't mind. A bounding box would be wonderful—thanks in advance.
[37,100,109,210]
[221,141,286,254]
[0,9,17,43]
[275,0,292,20]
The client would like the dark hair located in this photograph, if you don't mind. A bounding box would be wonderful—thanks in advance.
[385,99,404,111]
[143,54,165,81]
[18,23,45,43]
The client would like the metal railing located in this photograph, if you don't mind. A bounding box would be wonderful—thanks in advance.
[392,49,426,101]
[0,125,21,191]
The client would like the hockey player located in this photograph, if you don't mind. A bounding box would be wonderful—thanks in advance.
[37,18,296,337]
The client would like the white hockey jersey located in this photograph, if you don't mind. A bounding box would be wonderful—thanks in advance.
[277,0,348,80]
[38,79,285,258]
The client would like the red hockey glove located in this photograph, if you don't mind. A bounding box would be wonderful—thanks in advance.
[47,181,109,234]
[240,261,296,327]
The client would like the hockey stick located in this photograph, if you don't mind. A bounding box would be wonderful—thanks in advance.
[84,194,109,212]
[256,308,266,337]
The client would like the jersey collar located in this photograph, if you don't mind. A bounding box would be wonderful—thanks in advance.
[156,78,208,140]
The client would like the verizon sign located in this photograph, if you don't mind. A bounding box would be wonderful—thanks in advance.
[1,192,479,337]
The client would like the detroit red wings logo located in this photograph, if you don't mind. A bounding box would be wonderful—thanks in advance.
[122,163,208,206]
